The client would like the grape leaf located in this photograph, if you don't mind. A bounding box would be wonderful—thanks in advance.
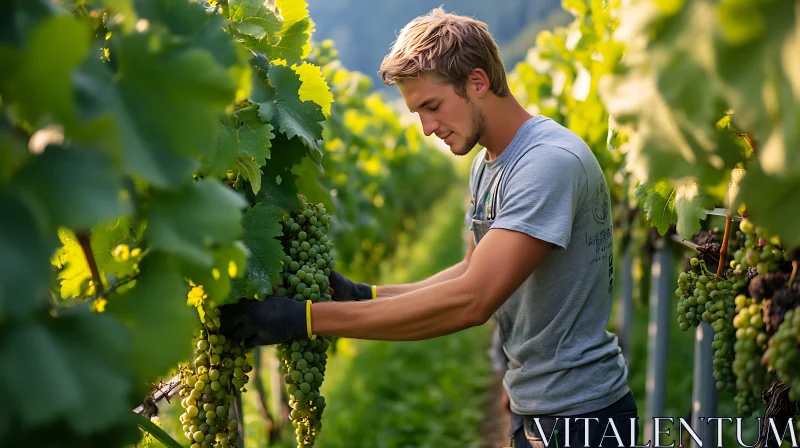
[201,115,239,178]
[253,63,324,153]
[0,195,57,319]
[0,310,130,432]
[0,15,89,128]
[737,165,800,247]
[226,0,283,54]
[633,181,677,235]
[277,0,309,27]
[132,0,245,69]
[106,253,195,386]
[252,133,307,211]
[203,107,275,194]
[228,0,281,25]
[601,1,741,184]
[234,104,275,166]
[238,156,264,195]
[53,311,132,433]
[240,203,285,299]
[145,180,248,267]
[268,16,313,64]
[715,0,796,146]
[244,0,313,64]
[74,16,241,188]
[182,243,248,304]
[673,182,711,239]
[52,228,91,299]
[0,322,82,427]
[0,0,58,49]
[11,146,128,231]
[293,62,333,117]
[293,158,334,211]
[0,115,28,184]
[52,219,138,299]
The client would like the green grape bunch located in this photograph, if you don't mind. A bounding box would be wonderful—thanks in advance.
[732,295,772,416]
[766,307,800,402]
[676,261,702,329]
[275,200,334,448]
[730,219,788,281]
[177,298,253,448]
[676,257,737,391]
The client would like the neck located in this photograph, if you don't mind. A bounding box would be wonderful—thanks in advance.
[478,97,535,162]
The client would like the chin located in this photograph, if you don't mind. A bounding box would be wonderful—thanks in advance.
[450,144,474,157]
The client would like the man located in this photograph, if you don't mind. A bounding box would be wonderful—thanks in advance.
[221,8,638,447]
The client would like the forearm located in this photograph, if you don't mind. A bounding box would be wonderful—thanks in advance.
[311,277,485,340]
[376,260,469,298]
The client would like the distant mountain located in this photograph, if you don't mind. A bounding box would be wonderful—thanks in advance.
[306,0,564,88]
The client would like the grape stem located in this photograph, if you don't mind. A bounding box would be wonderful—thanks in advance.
[717,214,732,277]
[77,231,105,295]
[789,261,798,288]
[670,233,700,251]
[699,260,715,278]
[89,274,139,302]
[738,133,758,155]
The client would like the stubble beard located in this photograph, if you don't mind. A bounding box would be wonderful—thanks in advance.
[451,101,485,156]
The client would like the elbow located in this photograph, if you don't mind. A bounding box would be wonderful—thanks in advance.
[460,288,495,329]
[465,309,491,328]
[474,304,495,327]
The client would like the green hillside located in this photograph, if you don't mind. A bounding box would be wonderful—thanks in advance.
[306,0,563,87]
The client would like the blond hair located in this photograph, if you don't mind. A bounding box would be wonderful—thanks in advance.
[379,8,510,98]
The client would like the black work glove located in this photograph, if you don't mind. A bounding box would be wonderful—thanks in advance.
[219,296,308,348]
[328,270,372,302]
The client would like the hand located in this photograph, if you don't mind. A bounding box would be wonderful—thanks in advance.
[328,270,372,302]
[219,296,308,348]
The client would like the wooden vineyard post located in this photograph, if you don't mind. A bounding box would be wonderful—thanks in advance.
[690,322,718,448]
[617,244,634,364]
[644,238,672,440]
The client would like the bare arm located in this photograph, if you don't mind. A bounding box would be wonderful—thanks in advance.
[311,229,550,341]
[376,235,475,299]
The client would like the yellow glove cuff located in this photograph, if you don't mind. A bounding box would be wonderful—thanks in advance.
[306,300,316,340]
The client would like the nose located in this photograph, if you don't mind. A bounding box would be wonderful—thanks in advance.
[420,114,439,137]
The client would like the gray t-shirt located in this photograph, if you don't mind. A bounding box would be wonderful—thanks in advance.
[465,115,629,415]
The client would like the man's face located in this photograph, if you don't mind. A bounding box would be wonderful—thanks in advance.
[397,72,485,156]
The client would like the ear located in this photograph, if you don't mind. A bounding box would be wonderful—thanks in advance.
[467,68,490,98]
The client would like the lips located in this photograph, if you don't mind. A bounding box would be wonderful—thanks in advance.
[440,131,453,142]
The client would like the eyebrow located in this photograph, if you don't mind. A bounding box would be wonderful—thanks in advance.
[409,98,439,113]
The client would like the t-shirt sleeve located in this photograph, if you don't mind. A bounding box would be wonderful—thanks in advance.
[464,151,486,228]
[491,146,586,249]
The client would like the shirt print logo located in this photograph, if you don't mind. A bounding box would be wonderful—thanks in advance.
[592,180,610,224]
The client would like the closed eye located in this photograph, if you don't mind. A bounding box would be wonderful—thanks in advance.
[429,104,440,111]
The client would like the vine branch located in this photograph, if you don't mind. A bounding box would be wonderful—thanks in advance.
[717,214,732,277]
[76,231,104,295]
[133,373,182,414]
